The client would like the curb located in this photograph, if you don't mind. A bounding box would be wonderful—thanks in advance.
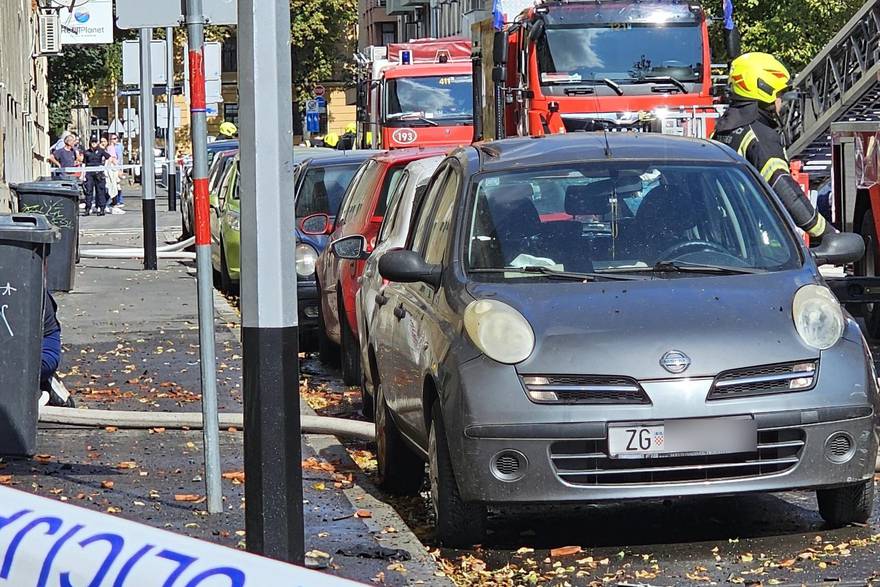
[210,289,448,585]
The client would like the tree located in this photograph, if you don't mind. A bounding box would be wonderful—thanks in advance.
[47,45,117,137]
[705,0,864,72]
[291,0,357,103]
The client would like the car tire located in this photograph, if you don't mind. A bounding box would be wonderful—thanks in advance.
[340,294,362,386]
[375,384,424,495]
[220,244,236,295]
[856,210,880,339]
[317,290,340,366]
[360,374,375,421]
[429,398,487,547]
[817,479,875,526]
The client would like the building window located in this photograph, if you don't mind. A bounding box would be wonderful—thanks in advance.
[91,106,109,128]
[380,22,396,46]
[224,103,239,124]
[222,37,237,73]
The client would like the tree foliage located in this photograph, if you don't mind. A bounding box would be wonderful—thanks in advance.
[291,0,357,103]
[47,45,117,138]
[705,0,864,72]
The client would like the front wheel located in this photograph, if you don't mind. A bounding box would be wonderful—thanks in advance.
[817,480,875,526]
[219,245,236,295]
[429,399,487,547]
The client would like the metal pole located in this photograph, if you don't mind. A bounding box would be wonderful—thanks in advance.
[139,28,158,270]
[239,0,303,563]
[166,26,177,212]
[126,95,133,164]
[185,0,223,515]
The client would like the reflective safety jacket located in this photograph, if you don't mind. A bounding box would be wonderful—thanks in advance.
[712,101,829,238]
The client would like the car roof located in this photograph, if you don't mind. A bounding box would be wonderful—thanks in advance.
[372,146,453,166]
[404,155,445,181]
[208,139,239,151]
[297,150,384,168]
[471,133,739,172]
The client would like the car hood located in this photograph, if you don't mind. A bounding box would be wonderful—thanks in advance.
[466,270,821,380]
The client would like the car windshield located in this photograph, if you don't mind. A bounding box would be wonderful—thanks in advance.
[466,163,801,278]
[296,164,361,219]
[535,4,704,86]
[385,75,473,122]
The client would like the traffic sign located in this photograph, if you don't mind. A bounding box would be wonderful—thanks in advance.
[314,85,326,97]
[305,99,319,114]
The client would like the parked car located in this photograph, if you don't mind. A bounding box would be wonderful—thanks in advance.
[208,148,365,297]
[133,147,166,184]
[181,141,239,239]
[312,147,450,385]
[209,154,241,293]
[338,155,444,418]
[362,133,872,547]
[293,150,383,351]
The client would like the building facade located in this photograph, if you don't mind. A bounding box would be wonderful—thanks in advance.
[0,0,50,211]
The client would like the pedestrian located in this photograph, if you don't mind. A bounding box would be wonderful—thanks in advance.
[337,123,357,150]
[50,130,72,153]
[106,133,125,207]
[82,137,111,216]
[99,136,124,215]
[47,134,81,179]
[39,289,74,408]
[712,52,836,242]
[218,121,237,139]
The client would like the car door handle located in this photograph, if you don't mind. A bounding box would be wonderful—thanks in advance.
[393,304,406,320]
[375,293,388,306]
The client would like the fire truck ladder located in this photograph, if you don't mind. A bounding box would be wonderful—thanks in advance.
[783,0,880,184]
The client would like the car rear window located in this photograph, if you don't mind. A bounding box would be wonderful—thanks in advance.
[374,164,406,218]
[296,163,361,218]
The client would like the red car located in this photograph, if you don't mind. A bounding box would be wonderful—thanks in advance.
[312,147,450,385]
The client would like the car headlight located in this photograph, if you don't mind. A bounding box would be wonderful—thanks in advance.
[228,211,240,232]
[296,243,318,277]
[792,284,844,350]
[464,299,534,364]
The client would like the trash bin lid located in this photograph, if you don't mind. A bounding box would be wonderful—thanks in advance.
[11,181,80,198]
[0,214,60,244]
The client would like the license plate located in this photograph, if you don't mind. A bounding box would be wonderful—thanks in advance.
[608,425,666,457]
[608,417,756,459]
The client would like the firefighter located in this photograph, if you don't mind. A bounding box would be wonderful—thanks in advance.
[337,123,357,150]
[713,52,835,242]
[218,121,238,139]
[323,132,340,148]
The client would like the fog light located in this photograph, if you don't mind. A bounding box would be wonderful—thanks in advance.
[490,450,528,482]
[304,305,319,319]
[789,362,816,390]
[527,390,558,402]
[825,432,855,464]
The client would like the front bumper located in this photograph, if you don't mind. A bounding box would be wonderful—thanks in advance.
[446,355,879,505]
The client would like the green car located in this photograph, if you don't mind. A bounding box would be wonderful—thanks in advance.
[210,154,241,293]
[210,147,339,293]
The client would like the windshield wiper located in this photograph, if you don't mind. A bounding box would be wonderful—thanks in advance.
[629,76,689,94]
[386,112,440,126]
[469,266,642,281]
[651,260,763,275]
[562,78,624,96]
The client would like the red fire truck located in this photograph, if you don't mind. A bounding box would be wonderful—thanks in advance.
[473,0,730,140]
[356,38,474,149]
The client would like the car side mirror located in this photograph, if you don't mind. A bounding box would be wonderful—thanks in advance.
[492,65,507,84]
[492,30,508,65]
[301,213,331,235]
[331,235,369,260]
[812,231,865,266]
[378,250,442,288]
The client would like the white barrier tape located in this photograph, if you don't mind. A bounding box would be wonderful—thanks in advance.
[55,165,141,173]
[0,487,361,586]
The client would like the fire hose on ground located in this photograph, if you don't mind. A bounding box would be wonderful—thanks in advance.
[39,406,375,442]
[78,236,196,260]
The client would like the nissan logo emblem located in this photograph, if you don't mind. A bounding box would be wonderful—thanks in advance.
[660,350,691,374]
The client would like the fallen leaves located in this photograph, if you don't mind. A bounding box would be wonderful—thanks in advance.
[355,509,372,519]
[550,546,581,558]
[100,480,114,489]
[116,461,137,469]
[0,475,11,485]
[34,454,53,463]
[174,494,205,503]
[221,471,245,484]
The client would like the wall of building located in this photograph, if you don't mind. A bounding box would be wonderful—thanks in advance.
[359,0,400,50]
[0,0,49,211]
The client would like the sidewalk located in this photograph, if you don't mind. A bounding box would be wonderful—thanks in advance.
[0,189,442,585]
